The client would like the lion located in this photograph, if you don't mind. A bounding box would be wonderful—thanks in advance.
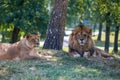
[93,47,114,59]
[68,24,114,59]
[0,33,50,60]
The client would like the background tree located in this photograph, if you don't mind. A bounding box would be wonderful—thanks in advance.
[0,0,49,43]
[97,22,103,41]
[93,0,119,53]
[43,0,68,50]
[112,0,120,53]
[113,25,119,53]
[67,0,84,26]
[104,12,111,53]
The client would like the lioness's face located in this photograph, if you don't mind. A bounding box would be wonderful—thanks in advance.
[26,34,41,48]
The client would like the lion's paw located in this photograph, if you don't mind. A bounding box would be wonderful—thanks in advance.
[73,54,81,58]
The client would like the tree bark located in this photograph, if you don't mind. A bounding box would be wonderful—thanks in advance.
[11,27,20,43]
[104,22,110,53]
[93,23,96,33]
[1,27,7,42]
[1,32,5,43]
[113,26,119,53]
[43,0,68,50]
[97,22,102,41]
[104,12,111,53]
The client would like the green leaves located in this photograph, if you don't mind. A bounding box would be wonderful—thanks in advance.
[0,0,49,38]
[98,0,119,24]
[67,0,119,26]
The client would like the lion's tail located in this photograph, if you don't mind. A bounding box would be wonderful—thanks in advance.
[95,47,115,59]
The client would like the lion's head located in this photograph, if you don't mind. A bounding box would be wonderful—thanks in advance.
[71,25,92,46]
[25,33,41,48]
[69,25,94,57]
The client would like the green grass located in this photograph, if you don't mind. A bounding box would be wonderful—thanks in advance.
[0,50,120,80]
[0,32,120,80]
[92,32,120,47]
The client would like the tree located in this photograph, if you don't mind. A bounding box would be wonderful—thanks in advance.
[11,27,20,43]
[104,12,111,53]
[67,0,84,26]
[103,0,119,53]
[113,25,119,53]
[0,0,49,42]
[43,0,68,50]
[97,21,103,41]
[112,1,120,53]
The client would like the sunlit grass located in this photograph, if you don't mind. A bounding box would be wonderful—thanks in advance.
[62,47,68,52]
[92,32,120,47]
[0,52,120,80]
[0,30,120,80]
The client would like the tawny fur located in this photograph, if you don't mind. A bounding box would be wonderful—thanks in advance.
[0,34,48,60]
[69,25,94,57]
[93,47,114,59]
[69,25,114,59]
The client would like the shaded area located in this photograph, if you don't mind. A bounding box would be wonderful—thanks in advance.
[0,50,120,80]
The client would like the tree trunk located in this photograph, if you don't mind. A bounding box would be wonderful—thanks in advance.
[97,22,102,41]
[104,22,110,53]
[113,26,119,53]
[11,27,20,43]
[1,32,5,43]
[43,0,68,50]
[1,27,7,42]
[93,23,96,33]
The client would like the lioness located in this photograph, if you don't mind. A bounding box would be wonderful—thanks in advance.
[0,33,49,60]
[69,24,114,59]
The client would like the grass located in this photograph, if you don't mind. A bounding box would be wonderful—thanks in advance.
[0,50,120,80]
[92,32,120,47]
[0,32,120,80]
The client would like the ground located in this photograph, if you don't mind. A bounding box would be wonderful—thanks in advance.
[0,50,120,80]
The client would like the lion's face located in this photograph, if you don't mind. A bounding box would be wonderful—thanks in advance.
[26,33,41,48]
[75,31,89,45]
[69,25,95,58]
[71,26,92,46]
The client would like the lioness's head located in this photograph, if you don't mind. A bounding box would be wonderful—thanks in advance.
[71,25,92,45]
[25,33,41,48]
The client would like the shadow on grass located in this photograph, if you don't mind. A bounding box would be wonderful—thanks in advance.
[42,50,120,80]
[0,50,120,80]
[54,50,120,80]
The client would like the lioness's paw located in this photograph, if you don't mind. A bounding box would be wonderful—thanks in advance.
[41,55,52,60]
[73,54,81,58]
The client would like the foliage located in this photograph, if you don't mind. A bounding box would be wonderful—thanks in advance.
[67,0,120,27]
[98,0,120,25]
[0,0,49,38]
[67,0,84,27]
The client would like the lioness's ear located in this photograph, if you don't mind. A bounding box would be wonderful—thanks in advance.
[37,32,41,37]
[26,34,31,39]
